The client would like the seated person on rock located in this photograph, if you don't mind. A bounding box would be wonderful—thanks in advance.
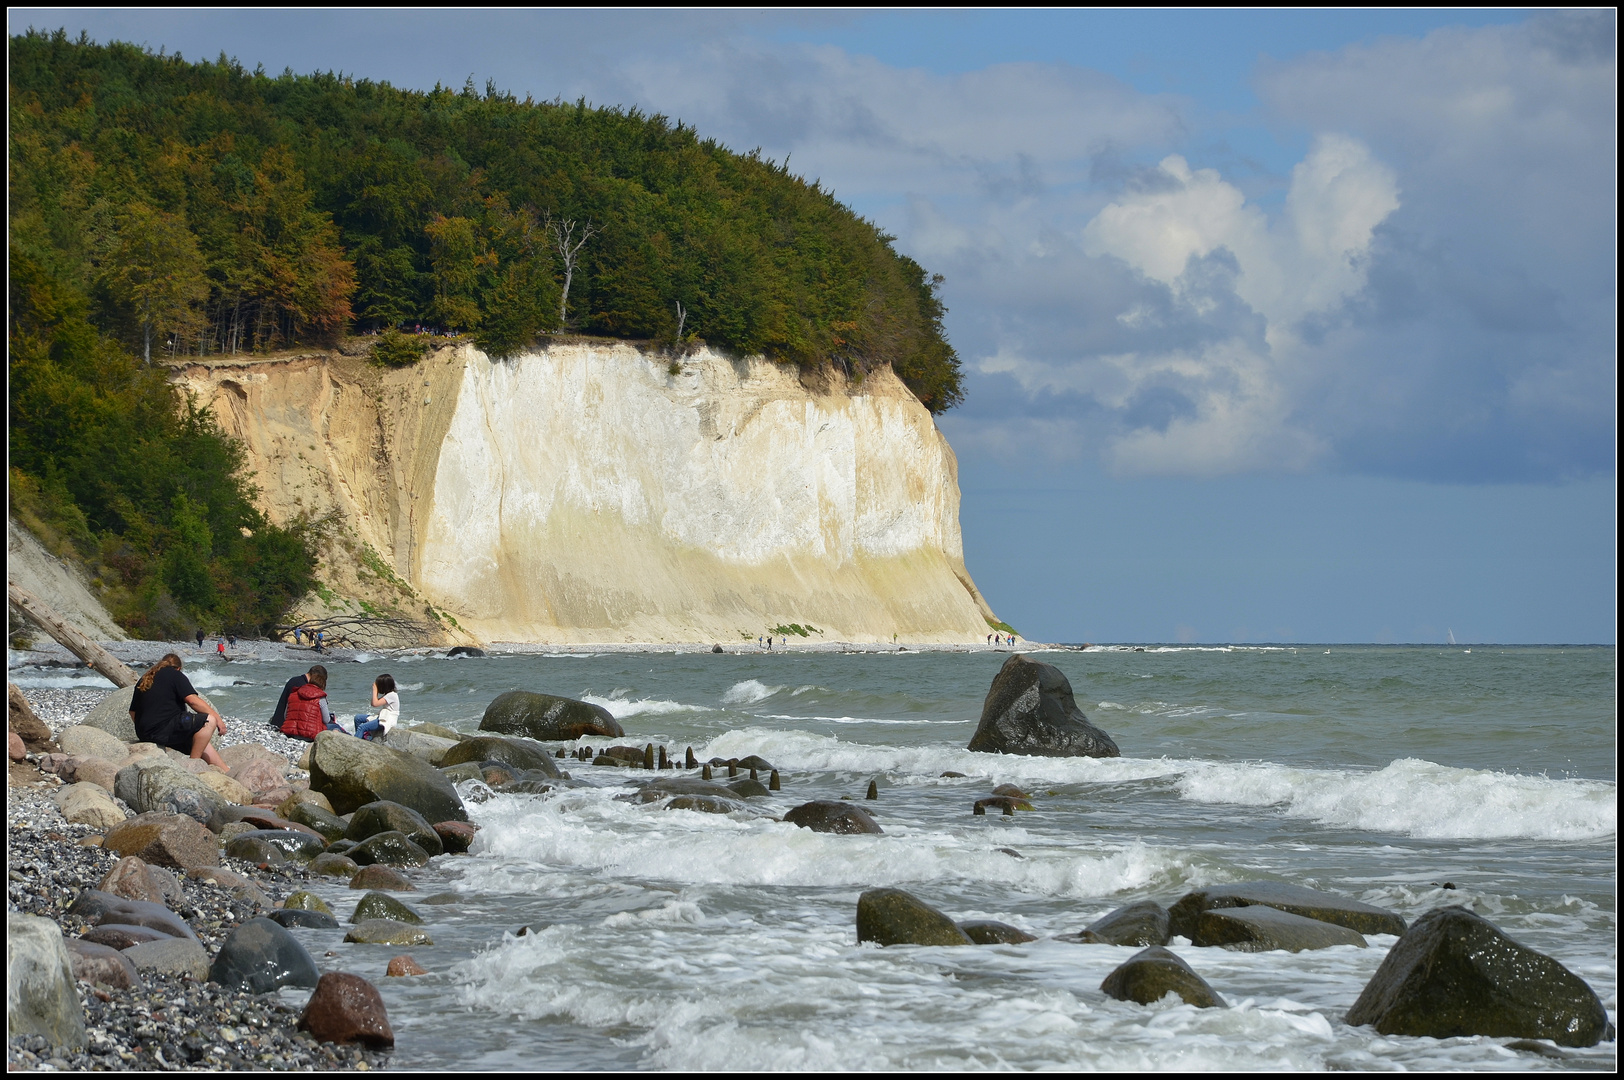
[128,653,229,770]
[269,664,328,730]
[280,666,341,741]
[352,674,399,740]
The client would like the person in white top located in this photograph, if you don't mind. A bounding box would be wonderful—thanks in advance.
[353,673,400,740]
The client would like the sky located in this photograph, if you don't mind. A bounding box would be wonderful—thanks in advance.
[12,9,1617,643]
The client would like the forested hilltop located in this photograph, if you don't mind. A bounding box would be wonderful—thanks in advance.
[8,31,964,640]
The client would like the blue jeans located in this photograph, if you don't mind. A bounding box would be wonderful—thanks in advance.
[354,715,383,739]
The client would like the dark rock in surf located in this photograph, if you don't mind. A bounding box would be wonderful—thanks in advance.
[433,820,479,853]
[1345,906,1611,1047]
[350,891,424,925]
[1101,946,1225,1008]
[446,647,484,658]
[267,907,340,929]
[439,736,563,778]
[856,888,972,946]
[480,690,622,741]
[958,920,1037,944]
[784,801,883,835]
[967,654,1119,758]
[727,777,770,798]
[1168,881,1406,940]
[348,830,432,868]
[208,917,320,994]
[1062,900,1171,947]
[1193,905,1367,952]
[344,801,444,856]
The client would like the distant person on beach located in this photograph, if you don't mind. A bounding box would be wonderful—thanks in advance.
[293,628,302,645]
[195,628,205,648]
[128,653,228,770]
[280,667,337,740]
[269,665,328,730]
[227,633,236,646]
[216,640,226,657]
[314,630,325,653]
[353,674,400,740]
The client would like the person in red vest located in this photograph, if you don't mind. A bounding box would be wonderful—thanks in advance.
[280,668,335,741]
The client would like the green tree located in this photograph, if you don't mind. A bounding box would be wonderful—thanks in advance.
[99,203,209,363]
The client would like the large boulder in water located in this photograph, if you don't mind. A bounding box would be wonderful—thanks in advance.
[1346,906,1611,1047]
[1168,881,1406,939]
[1101,946,1225,1008]
[856,888,973,947]
[438,735,562,777]
[1192,905,1367,952]
[480,691,623,741]
[308,731,467,822]
[1064,900,1171,947]
[967,654,1119,758]
[784,801,883,835]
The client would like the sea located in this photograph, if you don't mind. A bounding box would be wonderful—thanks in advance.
[15,644,1618,1070]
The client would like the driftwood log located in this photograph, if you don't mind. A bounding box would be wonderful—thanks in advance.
[6,582,137,688]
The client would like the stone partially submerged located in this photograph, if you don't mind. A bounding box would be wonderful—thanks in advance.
[1101,946,1226,1008]
[1346,907,1611,1047]
[308,731,468,821]
[784,801,883,834]
[1192,905,1367,952]
[480,690,624,741]
[1168,881,1406,939]
[857,888,973,947]
[1064,900,1172,947]
[439,735,563,777]
[967,654,1119,758]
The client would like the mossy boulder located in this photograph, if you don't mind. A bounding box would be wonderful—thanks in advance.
[958,920,1036,944]
[344,920,433,946]
[349,831,432,868]
[307,731,467,822]
[1193,905,1367,952]
[1346,907,1610,1047]
[1168,881,1406,939]
[784,801,882,835]
[480,691,623,741]
[350,891,424,925]
[282,891,332,914]
[1066,901,1171,947]
[439,736,562,778]
[967,654,1119,758]
[857,888,973,947]
[1101,946,1226,1008]
[344,801,443,857]
[281,801,349,843]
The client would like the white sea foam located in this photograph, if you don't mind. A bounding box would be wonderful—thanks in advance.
[721,679,782,705]
[581,694,712,719]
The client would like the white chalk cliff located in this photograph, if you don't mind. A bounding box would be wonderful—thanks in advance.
[174,343,998,643]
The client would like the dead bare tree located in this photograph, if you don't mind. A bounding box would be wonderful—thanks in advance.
[674,300,687,344]
[545,214,598,326]
[277,613,435,650]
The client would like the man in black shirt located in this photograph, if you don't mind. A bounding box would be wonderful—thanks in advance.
[270,665,328,731]
[128,654,229,770]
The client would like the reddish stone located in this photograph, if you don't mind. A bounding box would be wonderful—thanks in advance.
[297,972,394,1047]
[348,864,414,890]
[233,758,289,795]
[385,954,427,977]
[8,730,25,762]
[432,820,479,853]
[98,856,173,905]
[103,812,220,870]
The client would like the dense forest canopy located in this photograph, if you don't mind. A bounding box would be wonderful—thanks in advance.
[8,31,965,639]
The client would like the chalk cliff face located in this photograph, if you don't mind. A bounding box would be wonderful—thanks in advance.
[174,344,996,643]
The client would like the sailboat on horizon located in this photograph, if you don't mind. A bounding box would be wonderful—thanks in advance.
[1447,628,1456,646]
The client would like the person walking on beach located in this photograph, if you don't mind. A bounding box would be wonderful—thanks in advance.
[195,628,205,648]
[353,674,400,740]
[280,667,338,740]
[269,665,328,730]
[128,653,229,771]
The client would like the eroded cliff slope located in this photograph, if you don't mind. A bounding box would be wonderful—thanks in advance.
[173,344,997,643]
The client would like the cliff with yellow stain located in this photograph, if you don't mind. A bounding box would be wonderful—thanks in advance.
[172,343,997,644]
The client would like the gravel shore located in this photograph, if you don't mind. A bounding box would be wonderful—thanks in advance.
[6,685,390,1071]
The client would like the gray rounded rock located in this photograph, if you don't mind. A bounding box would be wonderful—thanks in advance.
[121,936,210,980]
[308,730,468,822]
[958,919,1037,945]
[350,891,425,925]
[267,908,340,930]
[1168,881,1406,939]
[1101,946,1226,1008]
[63,939,142,990]
[345,800,443,856]
[349,830,432,868]
[1194,905,1367,952]
[480,690,623,741]
[7,913,88,1048]
[209,917,321,993]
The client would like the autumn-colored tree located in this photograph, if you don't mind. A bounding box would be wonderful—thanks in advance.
[98,204,209,363]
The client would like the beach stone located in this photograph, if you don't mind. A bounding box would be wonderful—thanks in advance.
[991,784,1028,798]
[351,891,424,925]
[8,686,58,751]
[447,646,485,658]
[209,917,321,993]
[122,936,210,979]
[350,865,415,890]
[97,855,184,906]
[479,763,517,787]
[63,939,141,989]
[1168,881,1407,939]
[735,754,776,773]
[1067,901,1172,947]
[785,801,883,835]
[219,821,258,844]
[298,972,395,1048]
[232,757,291,796]
[1345,906,1610,1047]
[386,955,427,977]
[79,685,137,742]
[64,890,131,922]
[349,830,432,867]
[280,801,349,842]
[278,788,336,816]
[92,899,197,942]
[433,820,478,853]
[103,812,220,870]
[1101,946,1226,1008]
[439,761,483,783]
[857,888,974,947]
[665,794,746,814]
[81,924,172,950]
[309,852,363,878]
[220,741,289,775]
[1193,905,1368,952]
[407,721,467,741]
[67,755,120,793]
[344,919,434,946]
[54,781,127,830]
[308,730,468,821]
[252,785,297,809]
[283,891,333,914]
[267,908,340,929]
[967,654,1120,758]
[326,838,361,856]
[440,735,563,777]
[973,795,1029,815]
[345,800,444,856]
[480,690,623,741]
[624,776,741,803]
[727,777,771,798]
[381,728,459,765]
[226,828,326,863]
[6,913,87,1049]
[126,762,227,823]
[958,920,1037,944]
[197,769,255,805]
[57,724,128,762]
[222,832,287,865]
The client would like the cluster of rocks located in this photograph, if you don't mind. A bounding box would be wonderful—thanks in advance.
[855,881,1614,1048]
